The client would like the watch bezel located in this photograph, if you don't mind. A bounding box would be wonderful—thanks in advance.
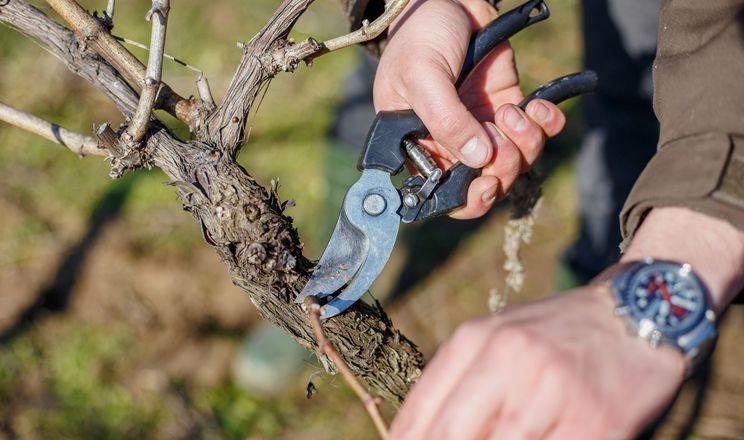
[608,259,717,355]
[613,260,709,340]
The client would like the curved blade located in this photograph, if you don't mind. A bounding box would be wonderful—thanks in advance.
[296,169,401,319]
[297,209,368,302]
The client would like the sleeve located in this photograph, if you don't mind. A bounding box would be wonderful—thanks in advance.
[620,0,744,302]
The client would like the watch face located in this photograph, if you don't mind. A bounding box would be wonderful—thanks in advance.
[622,261,708,337]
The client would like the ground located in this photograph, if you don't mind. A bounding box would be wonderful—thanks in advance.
[0,0,742,439]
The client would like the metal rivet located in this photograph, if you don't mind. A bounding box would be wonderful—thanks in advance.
[363,193,386,216]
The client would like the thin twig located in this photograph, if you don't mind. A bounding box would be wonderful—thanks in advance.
[279,0,409,65]
[96,122,125,158]
[0,101,104,157]
[112,35,216,108]
[105,0,115,23]
[324,0,408,51]
[126,0,170,143]
[303,296,389,440]
[45,0,198,126]
[196,74,216,109]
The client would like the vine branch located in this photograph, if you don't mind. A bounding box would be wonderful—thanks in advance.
[281,0,409,63]
[0,101,104,157]
[125,0,170,143]
[44,0,202,127]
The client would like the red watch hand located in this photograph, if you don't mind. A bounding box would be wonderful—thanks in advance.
[656,274,672,303]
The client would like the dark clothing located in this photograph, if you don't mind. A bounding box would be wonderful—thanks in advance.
[563,0,660,280]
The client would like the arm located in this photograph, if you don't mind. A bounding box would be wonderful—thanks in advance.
[390,0,744,437]
[390,207,744,439]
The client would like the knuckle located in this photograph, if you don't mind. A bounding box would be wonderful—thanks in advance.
[491,325,542,354]
[436,113,470,145]
[520,127,546,160]
[451,318,487,342]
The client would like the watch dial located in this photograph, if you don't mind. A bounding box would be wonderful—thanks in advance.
[624,262,707,336]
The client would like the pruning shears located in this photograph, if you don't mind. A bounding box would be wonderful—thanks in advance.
[296,0,598,318]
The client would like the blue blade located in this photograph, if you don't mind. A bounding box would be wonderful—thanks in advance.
[296,169,400,319]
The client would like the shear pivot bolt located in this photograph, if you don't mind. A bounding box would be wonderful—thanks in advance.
[363,193,386,216]
[403,194,419,208]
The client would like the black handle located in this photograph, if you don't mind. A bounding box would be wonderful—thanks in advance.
[358,0,551,174]
[520,70,599,109]
[403,70,598,222]
[457,0,549,87]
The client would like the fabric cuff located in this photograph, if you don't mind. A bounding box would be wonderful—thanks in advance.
[620,132,744,303]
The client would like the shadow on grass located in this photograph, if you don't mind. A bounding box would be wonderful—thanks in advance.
[0,174,139,345]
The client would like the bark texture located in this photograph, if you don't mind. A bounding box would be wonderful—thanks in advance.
[0,0,424,405]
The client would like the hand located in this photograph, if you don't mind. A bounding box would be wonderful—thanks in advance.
[390,287,686,439]
[374,0,566,219]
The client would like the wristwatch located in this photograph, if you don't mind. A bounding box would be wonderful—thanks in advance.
[598,258,718,374]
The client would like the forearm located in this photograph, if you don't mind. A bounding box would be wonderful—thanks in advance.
[620,0,744,306]
[621,207,744,312]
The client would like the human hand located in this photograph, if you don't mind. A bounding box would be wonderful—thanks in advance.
[374,0,566,219]
[390,287,686,439]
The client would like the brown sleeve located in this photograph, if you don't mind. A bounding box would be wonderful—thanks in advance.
[620,0,744,302]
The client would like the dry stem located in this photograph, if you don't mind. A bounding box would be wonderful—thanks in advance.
[0,101,104,157]
[126,0,170,143]
[304,296,390,440]
[45,0,198,126]
[324,0,407,51]
[280,0,409,64]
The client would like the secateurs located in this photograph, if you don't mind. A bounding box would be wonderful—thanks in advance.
[296,0,598,318]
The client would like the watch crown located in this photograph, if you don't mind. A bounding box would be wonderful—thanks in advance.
[649,330,662,348]
[614,306,630,316]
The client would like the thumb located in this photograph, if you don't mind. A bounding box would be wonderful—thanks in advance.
[405,65,493,167]
[373,0,493,168]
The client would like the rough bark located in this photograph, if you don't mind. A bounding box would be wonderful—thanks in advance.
[0,0,424,405]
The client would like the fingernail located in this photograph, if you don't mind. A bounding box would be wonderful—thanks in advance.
[529,101,551,124]
[460,136,489,166]
[482,183,499,203]
[503,106,528,131]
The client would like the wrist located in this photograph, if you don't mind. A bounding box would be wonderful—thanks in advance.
[621,207,744,312]
[593,259,716,377]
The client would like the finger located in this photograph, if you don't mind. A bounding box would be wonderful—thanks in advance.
[481,122,523,190]
[447,122,522,219]
[448,174,501,220]
[390,318,496,439]
[524,99,566,138]
[457,0,499,29]
[493,103,547,167]
[397,64,495,168]
[423,355,507,439]
[488,356,565,440]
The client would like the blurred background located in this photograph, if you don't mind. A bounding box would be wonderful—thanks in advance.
[0,0,742,438]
